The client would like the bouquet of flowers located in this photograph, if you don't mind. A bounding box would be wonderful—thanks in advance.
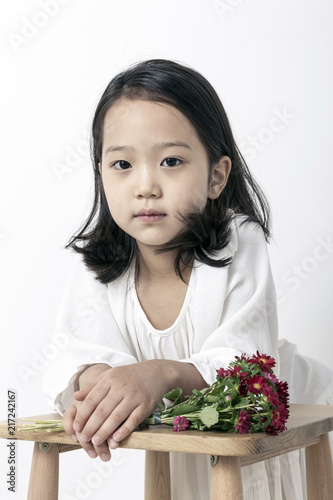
[19,352,289,436]
[143,351,289,435]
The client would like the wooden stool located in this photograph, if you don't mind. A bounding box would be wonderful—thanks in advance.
[1,404,333,499]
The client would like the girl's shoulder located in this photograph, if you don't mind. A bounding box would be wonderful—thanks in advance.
[59,253,110,310]
[232,213,267,248]
[202,212,267,264]
[228,213,271,274]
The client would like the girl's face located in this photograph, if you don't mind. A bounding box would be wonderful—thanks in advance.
[99,98,230,252]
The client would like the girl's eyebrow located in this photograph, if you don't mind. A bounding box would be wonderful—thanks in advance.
[104,141,193,155]
[153,141,193,151]
[104,145,134,155]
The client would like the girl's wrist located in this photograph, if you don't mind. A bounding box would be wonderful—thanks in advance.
[146,359,206,396]
[173,361,207,395]
[78,363,111,390]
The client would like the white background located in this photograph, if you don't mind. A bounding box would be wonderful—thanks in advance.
[0,0,332,498]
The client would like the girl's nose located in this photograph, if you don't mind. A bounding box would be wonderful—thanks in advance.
[134,167,162,199]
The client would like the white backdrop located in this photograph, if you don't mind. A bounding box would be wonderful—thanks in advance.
[1,1,332,498]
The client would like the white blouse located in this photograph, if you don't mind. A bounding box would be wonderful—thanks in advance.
[43,214,278,415]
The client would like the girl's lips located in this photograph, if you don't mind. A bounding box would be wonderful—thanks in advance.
[135,209,166,222]
[136,214,166,222]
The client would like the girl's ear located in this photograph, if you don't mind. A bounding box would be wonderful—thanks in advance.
[208,156,232,200]
[98,162,101,175]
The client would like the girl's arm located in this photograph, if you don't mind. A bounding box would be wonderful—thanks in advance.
[43,255,139,416]
[77,363,110,389]
[63,359,207,458]
[176,217,279,387]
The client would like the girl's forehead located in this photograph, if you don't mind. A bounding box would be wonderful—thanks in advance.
[104,98,191,128]
[103,98,201,142]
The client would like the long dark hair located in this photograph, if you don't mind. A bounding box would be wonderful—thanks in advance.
[67,59,271,284]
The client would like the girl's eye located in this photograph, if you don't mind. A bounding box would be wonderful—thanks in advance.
[162,157,181,167]
[112,160,131,170]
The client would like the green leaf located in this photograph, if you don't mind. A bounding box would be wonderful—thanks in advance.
[220,422,232,431]
[199,406,219,428]
[164,387,183,405]
[205,395,219,403]
[233,398,251,409]
[169,403,200,417]
[248,393,257,404]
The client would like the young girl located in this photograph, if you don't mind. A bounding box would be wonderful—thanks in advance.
[43,59,315,499]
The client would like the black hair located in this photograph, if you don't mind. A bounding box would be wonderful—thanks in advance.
[67,58,271,284]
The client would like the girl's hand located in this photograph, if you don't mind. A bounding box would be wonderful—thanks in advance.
[63,363,112,461]
[63,399,112,461]
[71,361,173,450]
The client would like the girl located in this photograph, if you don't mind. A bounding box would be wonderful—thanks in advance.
[43,59,312,499]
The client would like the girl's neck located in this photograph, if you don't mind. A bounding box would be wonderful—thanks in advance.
[135,244,192,330]
[136,244,192,285]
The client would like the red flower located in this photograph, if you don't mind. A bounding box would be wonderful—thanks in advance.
[265,424,278,436]
[228,365,248,379]
[235,354,251,363]
[263,384,281,407]
[250,351,276,371]
[272,403,289,432]
[235,410,251,434]
[247,375,264,394]
[238,379,248,396]
[217,367,229,378]
[276,381,290,406]
[172,416,190,432]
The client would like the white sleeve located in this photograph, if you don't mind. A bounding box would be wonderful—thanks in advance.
[42,256,138,415]
[277,338,333,404]
[180,218,278,385]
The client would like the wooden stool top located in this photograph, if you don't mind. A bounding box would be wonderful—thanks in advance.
[1,405,333,460]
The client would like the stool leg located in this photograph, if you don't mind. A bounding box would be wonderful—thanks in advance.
[306,433,333,500]
[211,456,243,500]
[27,442,59,500]
[145,450,171,500]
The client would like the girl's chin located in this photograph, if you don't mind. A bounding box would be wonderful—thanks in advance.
[136,241,170,251]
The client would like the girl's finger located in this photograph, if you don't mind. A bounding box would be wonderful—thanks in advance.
[73,383,111,433]
[74,382,95,401]
[76,432,111,462]
[109,405,146,447]
[63,404,78,439]
[79,395,123,443]
[92,401,145,447]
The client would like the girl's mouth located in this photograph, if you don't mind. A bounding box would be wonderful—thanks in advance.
[135,209,166,222]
